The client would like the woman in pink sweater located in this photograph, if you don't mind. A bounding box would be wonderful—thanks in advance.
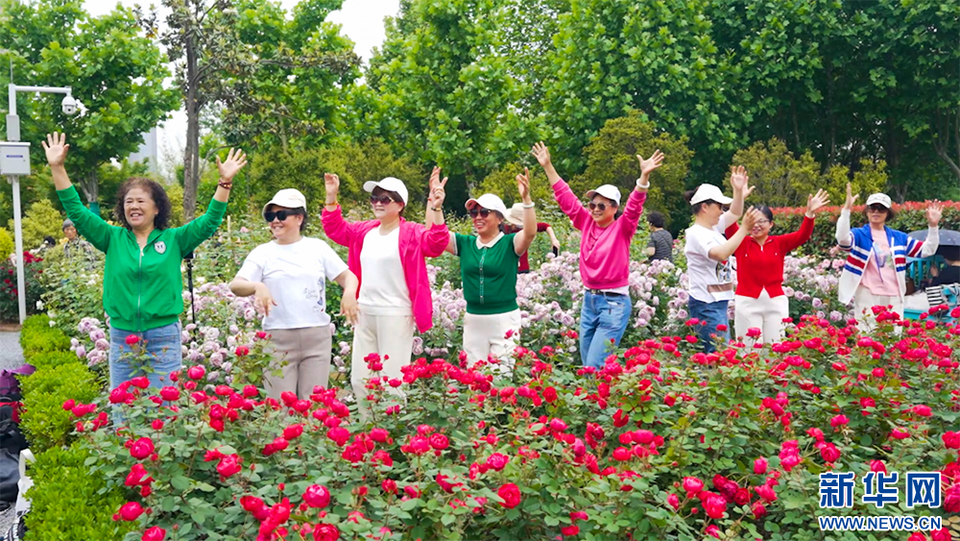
[532,142,663,368]
[322,171,450,416]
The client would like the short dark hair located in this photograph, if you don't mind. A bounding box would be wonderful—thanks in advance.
[114,177,172,230]
[863,205,896,223]
[647,211,666,228]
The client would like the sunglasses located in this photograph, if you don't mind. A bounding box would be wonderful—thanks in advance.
[868,204,888,212]
[469,208,495,218]
[588,202,611,212]
[264,210,299,222]
[369,195,395,205]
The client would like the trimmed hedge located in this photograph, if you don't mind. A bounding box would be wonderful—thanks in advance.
[16,314,127,541]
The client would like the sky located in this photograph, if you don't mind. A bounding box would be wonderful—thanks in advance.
[82,0,400,176]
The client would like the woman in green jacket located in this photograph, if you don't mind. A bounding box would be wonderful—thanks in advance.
[43,132,245,390]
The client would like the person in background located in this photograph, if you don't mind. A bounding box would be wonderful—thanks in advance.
[502,203,560,273]
[727,190,830,346]
[836,184,941,331]
[432,170,537,368]
[531,141,663,369]
[61,218,94,260]
[39,236,56,252]
[930,247,960,287]
[230,188,359,400]
[645,211,673,262]
[43,132,243,391]
[322,170,450,416]
[683,167,759,353]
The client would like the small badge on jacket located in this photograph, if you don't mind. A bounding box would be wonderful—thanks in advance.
[154,240,166,254]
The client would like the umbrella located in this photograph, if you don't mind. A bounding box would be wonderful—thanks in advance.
[909,229,960,259]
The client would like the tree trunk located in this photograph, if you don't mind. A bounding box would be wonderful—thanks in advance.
[182,29,201,222]
[78,170,100,213]
[933,106,960,182]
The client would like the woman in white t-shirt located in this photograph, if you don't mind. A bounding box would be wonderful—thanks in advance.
[683,167,761,353]
[230,189,359,400]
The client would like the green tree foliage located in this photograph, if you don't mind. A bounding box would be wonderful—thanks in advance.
[572,113,692,230]
[477,164,553,207]
[8,199,65,249]
[0,0,179,206]
[732,138,886,208]
[247,139,425,215]
[0,228,13,261]
[359,0,537,197]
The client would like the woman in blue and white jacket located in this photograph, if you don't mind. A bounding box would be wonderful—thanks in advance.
[835,183,942,332]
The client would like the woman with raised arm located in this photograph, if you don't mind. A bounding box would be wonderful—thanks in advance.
[230,188,359,400]
[683,168,759,353]
[42,132,244,390]
[322,170,450,415]
[836,183,942,332]
[432,169,537,369]
[728,190,831,346]
[531,142,663,369]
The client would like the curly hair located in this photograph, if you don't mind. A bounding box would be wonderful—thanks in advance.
[114,177,172,230]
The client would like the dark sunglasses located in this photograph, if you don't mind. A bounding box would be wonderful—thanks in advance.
[868,204,888,212]
[370,195,395,205]
[264,210,299,222]
[469,208,493,218]
[588,202,610,212]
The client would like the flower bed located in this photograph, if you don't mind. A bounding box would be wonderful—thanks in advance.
[55,309,960,541]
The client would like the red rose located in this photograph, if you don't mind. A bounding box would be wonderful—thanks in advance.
[820,443,841,463]
[890,428,910,440]
[242,385,258,398]
[751,501,767,518]
[942,431,960,449]
[543,387,558,403]
[62,399,75,411]
[682,477,703,494]
[382,479,397,494]
[703,493,727,519]
[141,526,166,541]
[130,377,150,389]
[497,483,521,509]
[283,424,304,440]
[159,387,180,401]
[217,454,242,477]
[870,460,887,473]
[944,483,960,513]
[734,488,752,506]
[125,335,140,345]
[560,525,579,536]
[313,524,340,541]
[186,366,205,380]
[240,495,269,521]
[667,493,680,510]
[486,452,510,471]
[754,457,768,474]
[235,345,250,356]
[129,437,155,460]
[303,485,331,508]
[429,433,449,450]
[117,502,144,521]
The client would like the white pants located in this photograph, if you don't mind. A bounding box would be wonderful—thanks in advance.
[463,310,521,372]
[263,325,333,401]
[734,290,789,347]
[351,313,415,418]
[853,286,904,334]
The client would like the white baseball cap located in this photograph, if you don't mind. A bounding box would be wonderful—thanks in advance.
[363,177,409,204]
[465,193,508,218]
[866,193,892,209]
[689,184,733,205]
[585,184,622,206]
[262,188,307,220]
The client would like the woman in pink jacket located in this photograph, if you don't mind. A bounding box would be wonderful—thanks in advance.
[532,142,664,368]
[322,171,450,415]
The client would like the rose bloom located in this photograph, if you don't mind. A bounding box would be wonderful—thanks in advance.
[497,483,522,509]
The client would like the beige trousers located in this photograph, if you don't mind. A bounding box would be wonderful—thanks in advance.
[853,286,904,334]
[734,290,789,347]
[463,309,521,371]
[351,313,415,417]
[263,325,333,400]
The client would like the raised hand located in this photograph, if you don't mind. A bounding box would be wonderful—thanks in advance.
[806,189,831,215]
[531,142,552,168]
[926,200,943,226]
[730,165,750,193]
[324,173,340,198]
[428,167,448,208]
[42,132,70,166]
[216,148,247,181]
[637,149,665,176]
[844,183,859,210]
[742,207,763,230]
[516,167,532,202]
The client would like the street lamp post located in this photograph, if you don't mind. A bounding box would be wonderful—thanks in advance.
[2,83,76,324]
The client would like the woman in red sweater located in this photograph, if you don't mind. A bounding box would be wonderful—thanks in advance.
[726,189,830,345]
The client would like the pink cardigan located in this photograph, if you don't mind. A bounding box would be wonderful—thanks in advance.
[322,206,449,333]
[553,178,647,290]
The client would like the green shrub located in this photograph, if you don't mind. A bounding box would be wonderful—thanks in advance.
[28,351,82,370]
[19,363,99,452]
[0,227,13,261]
[24,445,134,541]
[20,323,71,357]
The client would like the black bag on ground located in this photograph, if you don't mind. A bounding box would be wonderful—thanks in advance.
[0,405,27,505]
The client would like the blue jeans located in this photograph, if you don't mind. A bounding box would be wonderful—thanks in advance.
[109,322,183,390]
[580,292,632,368]
[688,297,730,353]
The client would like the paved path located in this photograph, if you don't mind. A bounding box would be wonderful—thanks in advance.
[0,331,23,371]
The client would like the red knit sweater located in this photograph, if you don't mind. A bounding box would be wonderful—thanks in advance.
[725,216,814,298]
